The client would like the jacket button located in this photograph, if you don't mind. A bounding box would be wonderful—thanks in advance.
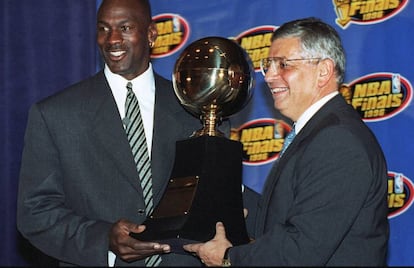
[138,209,145,214]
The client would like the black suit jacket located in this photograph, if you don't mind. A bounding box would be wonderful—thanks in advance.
[233,94,389,266]
[17,71,203,266]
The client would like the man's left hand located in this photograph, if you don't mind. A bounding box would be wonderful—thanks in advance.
[183,222,232,266]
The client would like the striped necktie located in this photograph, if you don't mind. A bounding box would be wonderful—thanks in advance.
[125,82,161,266]
[279,124,296,158]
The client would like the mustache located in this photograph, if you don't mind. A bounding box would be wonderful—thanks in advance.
[105,44,126,51]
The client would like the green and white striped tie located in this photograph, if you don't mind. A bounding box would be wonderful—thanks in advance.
[125,82,161,266]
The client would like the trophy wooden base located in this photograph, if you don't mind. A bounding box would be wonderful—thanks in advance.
[130,135,249,253]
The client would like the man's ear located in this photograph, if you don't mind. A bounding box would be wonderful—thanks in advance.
[148,21,158,47]
[317,58,335,87]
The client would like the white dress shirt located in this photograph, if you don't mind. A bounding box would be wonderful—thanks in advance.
[104,63,156,154]
[103,63,156,266]
[295,91,338,134]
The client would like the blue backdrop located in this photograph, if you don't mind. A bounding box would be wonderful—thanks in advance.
[147,1,414,265]
[2,0,413,266]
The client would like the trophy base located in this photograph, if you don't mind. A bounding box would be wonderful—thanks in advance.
[130,135,249,253]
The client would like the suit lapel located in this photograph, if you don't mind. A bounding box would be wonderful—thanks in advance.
[81,72,142,193]
[151,74,199,203]
[80,72,198,202]
[257,94,346,235]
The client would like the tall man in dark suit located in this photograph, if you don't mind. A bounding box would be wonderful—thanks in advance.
[17,0,202,266]
[184,17,389,266]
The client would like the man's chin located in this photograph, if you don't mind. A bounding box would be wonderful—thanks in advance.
[107,64,127,75]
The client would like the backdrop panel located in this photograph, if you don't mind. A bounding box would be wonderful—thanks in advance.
[2,0,413,266]
[148,1,414,266]
[1,0,97,266]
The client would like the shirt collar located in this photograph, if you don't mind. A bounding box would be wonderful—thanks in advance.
[104,63,155,94]
[295,91,338,134]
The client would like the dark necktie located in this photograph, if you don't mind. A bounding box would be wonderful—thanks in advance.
[125,82,160,266]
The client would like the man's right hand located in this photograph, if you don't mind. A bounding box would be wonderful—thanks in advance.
[109,219,170,262]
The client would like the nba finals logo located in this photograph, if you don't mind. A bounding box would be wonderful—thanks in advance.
[234,26,277,72]
[151,14,190,58]
[340,73,412,122]
[332,0,408,29]
[388,171,414,219]
[231,118,291,165]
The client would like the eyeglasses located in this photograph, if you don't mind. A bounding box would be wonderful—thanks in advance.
[260,57,321,76]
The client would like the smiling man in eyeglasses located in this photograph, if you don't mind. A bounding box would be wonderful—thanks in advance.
[184,17,389,266]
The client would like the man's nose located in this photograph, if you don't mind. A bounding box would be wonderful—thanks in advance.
[107,29,122,44]
[264,64,281,82]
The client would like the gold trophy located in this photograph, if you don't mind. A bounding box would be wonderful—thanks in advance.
[131,37,254,252]
[172,37,254,137]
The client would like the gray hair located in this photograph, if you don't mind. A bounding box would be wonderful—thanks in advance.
[272,17,346,85]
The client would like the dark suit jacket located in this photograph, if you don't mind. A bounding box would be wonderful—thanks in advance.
[232,94,389,266]
[17,71,203,266]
